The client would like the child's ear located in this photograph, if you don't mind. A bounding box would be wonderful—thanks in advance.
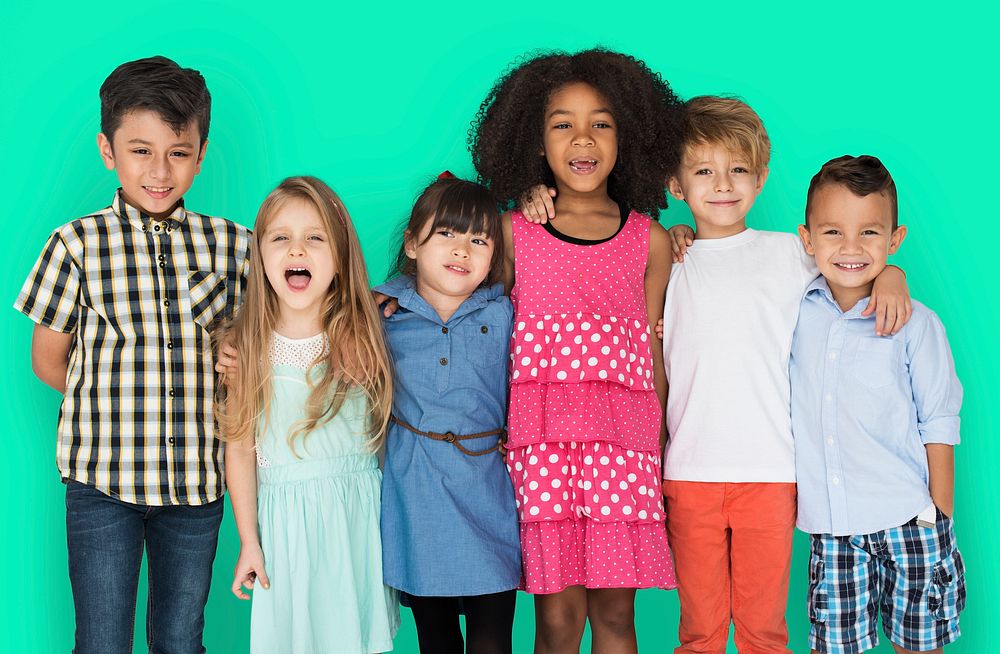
[888,225,907,254]
[195,140,209,173]
[97,133,115,171]
[667,176,684,201]
[797,224,815,255]
[403,230,417,260]
[755,166,770,192]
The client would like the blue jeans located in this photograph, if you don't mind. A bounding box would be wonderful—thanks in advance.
[65,480,223,654]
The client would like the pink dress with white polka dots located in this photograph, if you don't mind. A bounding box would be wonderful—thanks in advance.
[506,210,677,594]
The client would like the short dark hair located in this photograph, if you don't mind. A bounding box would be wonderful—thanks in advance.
[100,56,211,144]
[392,176,504,285]
[805,155,898,230]
[469,48,684,219]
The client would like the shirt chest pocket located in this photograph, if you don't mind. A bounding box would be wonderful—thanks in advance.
[850,337,902,390]
[457,323,508,369]
[186,271,229,330]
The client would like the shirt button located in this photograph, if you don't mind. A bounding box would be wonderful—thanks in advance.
[832,476,840,485]
[141,224,148,232]
[827,436,835,445]
[166,341,173,349]
[168,437,175,444]
[158,254,166,261]
[828,351,837,360]
[441,327,449,334]
[825,393,833,403]
[154,224,161,232]
[168,389,175,397]
[163,300,170,307]
[481,325,489,334]
[439,357,448,366]
[159,262,166,269]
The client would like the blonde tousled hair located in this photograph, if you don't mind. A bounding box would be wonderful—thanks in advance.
[682,95,771,173]
[217,175,393,451]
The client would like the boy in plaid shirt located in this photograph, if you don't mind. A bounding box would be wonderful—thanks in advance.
[792,155,965,653]
[15,56,250,653]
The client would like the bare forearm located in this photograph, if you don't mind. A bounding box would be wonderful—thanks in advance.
[226,443,261,545]
[926,443,955,517]
[31,324,72,393]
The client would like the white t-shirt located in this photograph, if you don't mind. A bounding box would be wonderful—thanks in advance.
[662,229,817,482]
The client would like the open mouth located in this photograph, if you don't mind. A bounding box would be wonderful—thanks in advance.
[569,159,598,173]
[834,262,869,272]
[285,267,312,290]
[444,264,470,274]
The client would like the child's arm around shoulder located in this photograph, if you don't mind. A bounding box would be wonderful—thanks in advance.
[501,211,516,294]
[646,222,672,452]
[866,265,912,336]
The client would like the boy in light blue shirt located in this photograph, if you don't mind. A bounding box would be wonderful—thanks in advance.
[792,155,965,654]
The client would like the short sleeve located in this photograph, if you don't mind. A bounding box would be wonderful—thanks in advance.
[907,309,963,445]
[13,230,81,333]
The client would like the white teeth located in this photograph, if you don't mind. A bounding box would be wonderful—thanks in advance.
[288,267,307,272]
[145,187,170,192]
[838,263,866,270]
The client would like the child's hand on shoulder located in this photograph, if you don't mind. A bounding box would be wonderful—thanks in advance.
[519,185,557,224]
[654,318,664,340]
[372,291,399,318]
[231,542,270,600]
[667,224,694,263]
[864,265,913,336]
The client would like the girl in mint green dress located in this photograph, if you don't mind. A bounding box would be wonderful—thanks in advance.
[218,176,398,653]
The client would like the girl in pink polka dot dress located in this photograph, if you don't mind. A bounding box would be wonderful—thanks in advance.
[471,49,686,652]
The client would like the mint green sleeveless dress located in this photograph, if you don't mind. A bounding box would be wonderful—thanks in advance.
[250,333,399,653]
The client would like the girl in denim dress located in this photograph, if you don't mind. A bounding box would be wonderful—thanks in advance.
[377,175,522,654]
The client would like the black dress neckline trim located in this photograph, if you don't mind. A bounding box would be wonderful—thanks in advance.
[541,204,629,245]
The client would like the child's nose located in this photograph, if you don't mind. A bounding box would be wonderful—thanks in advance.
[572,129,595,147]
[715,175,732,192]
[150,155,170,180]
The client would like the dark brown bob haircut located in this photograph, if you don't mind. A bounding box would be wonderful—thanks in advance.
[805,155,898,230]
[100,55,211,145]
[392,176,504,286]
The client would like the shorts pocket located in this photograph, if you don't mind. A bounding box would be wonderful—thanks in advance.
[850,337,902,389]
[928,549,966,621]
[187,271,228,329]
[808,556,829,624]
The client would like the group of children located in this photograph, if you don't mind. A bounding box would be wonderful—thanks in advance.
[14,49,964,654]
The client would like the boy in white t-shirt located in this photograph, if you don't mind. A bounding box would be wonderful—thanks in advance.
[657,97,912,654]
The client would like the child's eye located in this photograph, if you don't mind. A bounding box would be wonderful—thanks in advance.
[472,237,491,246]
[732,167,749,174]
[308,234,325,241]
[593,121,613,129]
[552,123,571,130]
[170,151,190,158]
[270,234,288,241]
[694,169,712,176]
[823,229,841,236]
[436,229,454,238]
[861,229,879,236]
[132,148,150,156]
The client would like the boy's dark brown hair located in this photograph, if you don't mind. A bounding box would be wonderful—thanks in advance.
[100,56,211,145]
[392,176,505,285]
[805,155,898,230]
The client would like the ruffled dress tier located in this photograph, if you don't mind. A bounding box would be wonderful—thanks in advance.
[506,209,677,594]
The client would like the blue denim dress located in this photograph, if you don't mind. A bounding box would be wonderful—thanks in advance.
[376,276,522,596]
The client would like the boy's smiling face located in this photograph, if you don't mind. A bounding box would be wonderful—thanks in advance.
[98,109,206,219]
[668,142,768,239]
[798,183,906,311]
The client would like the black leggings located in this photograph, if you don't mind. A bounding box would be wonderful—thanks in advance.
[408,590,517,654]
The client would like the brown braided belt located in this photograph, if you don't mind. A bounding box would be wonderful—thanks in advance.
[390,415,507,457]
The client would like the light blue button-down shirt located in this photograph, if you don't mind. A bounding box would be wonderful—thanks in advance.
[791,277,962,536]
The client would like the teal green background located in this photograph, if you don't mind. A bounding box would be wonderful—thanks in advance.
[3,1,997,651]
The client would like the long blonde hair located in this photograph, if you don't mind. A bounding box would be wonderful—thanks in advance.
[217,176,393,451]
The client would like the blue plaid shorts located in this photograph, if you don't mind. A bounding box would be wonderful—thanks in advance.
[807,510,965,653]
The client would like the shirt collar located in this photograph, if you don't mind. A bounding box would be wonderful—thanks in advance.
[373,275,502,325]
[805,276,872,319]
[112,189,187,234]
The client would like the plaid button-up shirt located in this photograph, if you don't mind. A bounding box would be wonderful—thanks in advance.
[15,190,250,506]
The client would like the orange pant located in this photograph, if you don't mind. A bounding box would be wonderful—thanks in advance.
[662,480,796,654]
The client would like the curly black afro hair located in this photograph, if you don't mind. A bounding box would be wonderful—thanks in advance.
[469,48,684,220]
